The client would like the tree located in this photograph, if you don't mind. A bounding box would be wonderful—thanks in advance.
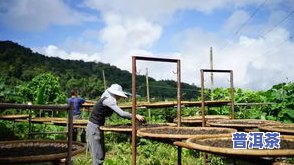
[19,73,66,104]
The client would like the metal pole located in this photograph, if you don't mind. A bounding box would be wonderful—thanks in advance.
[177,60,182,165]
[230,70,235,119]
[177,146,182,165]
[132,56,137,165]
[200,70,205,127]
[66,103,74,164]
[177,60,181,127]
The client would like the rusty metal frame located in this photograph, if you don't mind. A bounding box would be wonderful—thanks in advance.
[0,103,73,164]
[132,56,181,165]
[200,69,234,127]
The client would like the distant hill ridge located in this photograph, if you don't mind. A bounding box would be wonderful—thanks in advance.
[0,40,199,100]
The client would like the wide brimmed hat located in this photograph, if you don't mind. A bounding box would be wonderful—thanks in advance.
[107,84,127,98]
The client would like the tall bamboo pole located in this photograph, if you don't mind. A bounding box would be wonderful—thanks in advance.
[146,68,150,103]
[102,70,107,90]
[210,47,214,100]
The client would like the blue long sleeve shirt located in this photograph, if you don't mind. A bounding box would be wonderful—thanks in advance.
[68,96,85,115]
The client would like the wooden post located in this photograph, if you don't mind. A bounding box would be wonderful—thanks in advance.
[146,68,151,118]
[102,70,107,90]
[230,70,235,119]
[146,68,150,103]
[210,47,214,100]
[66,103,73,164]
[28,108,32,139]
[200,70,205,127]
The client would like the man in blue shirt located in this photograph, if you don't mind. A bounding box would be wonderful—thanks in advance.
[68,89,86,141]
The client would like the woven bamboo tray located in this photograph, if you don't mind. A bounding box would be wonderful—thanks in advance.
[0,114,29,120]
[258,124,294,135]
[137,126,237,140]
[32,117,66,123]
[272,162,294,165]
[207,119,280,128]
[52,119,88,126]
[100,123,177,132]
[15,117,67,124]
[174,115,230,123]
[0,140,85,163]
[182,135,294,157]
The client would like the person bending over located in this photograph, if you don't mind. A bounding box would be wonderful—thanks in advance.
[86,84,145,165]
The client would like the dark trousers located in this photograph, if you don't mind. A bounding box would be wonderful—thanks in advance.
[73,114,86,142]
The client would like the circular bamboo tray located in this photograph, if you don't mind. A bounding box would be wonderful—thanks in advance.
[100,123,177,132]
[52,119,88,126]
[0,140,85,163]
[174,115,230,123]
[185,135,294,157]
[207,119,280,128]
[32,117,67,123]
[137,126,237,140]
[272,162,294,165]
[258,124,294,135]
[0,114,29,120]
[15,117,67,124]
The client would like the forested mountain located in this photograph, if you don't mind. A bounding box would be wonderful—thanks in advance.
[0,40,199,102]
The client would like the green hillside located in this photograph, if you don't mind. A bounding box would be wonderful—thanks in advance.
[0,40,199,102]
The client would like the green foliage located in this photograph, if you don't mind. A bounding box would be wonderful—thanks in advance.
[234,88,265,103]
[0,121,19,140]
[65,75,105,99]
[0,76,23,103]
[199,85,294,123]
[18,73,66,104]
[210,87,231,100]
[261,82,294,123]
[145,80,199,101]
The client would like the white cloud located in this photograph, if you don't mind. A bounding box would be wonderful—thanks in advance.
[223,10,249,31]
[101,13,162,49]
[83,0,262,22]
[0,0,97,31]
[33,45,101,62]
[219,29,293,90]
[78,0,265,86]
[62,34,102,55]
[98,12,162,69]
[170,25,294,90]
[23,0,294,91]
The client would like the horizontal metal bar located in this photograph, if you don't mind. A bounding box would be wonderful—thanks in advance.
[134,56,179,63]
[0,103,69,110]
[201,69,232,73]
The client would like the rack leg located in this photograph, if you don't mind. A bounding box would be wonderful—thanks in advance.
[177,146,182,165]
[202,152,207,165]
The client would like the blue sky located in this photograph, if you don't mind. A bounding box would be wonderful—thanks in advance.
[1,0,294,90]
